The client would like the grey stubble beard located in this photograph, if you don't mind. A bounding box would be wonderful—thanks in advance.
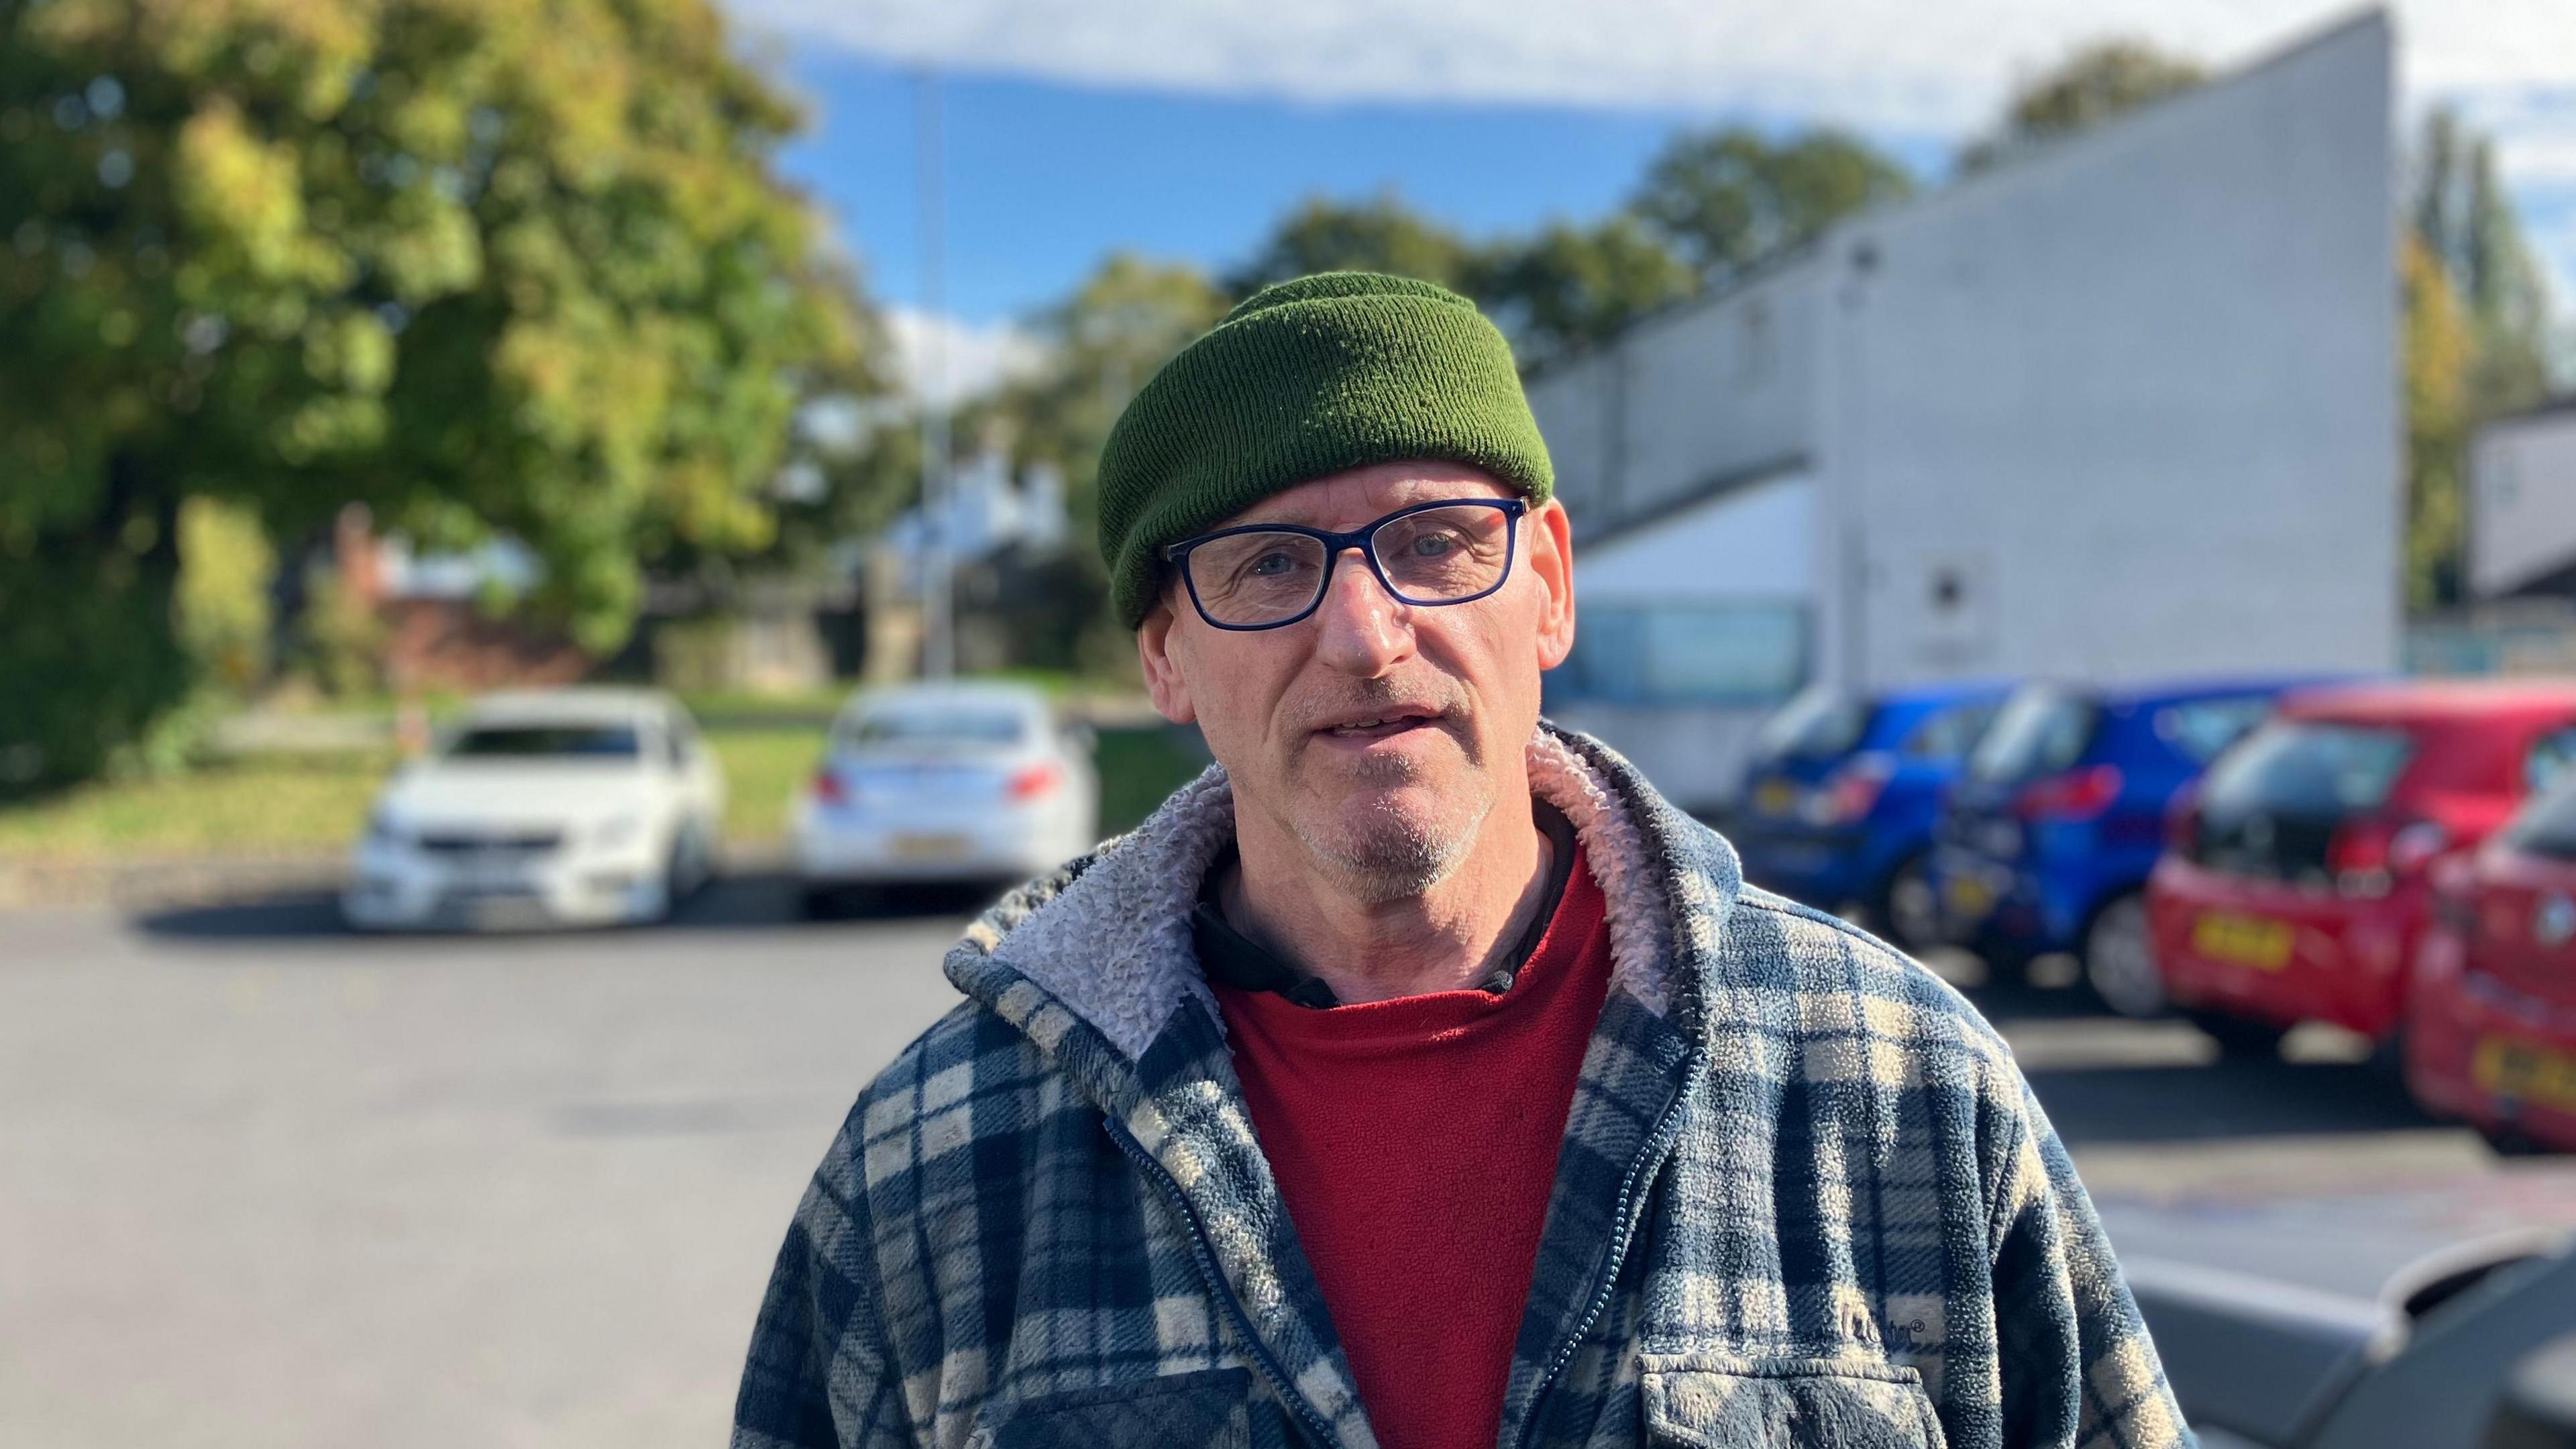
[1291,750,1495,906]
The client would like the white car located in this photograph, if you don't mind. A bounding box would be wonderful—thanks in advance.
[792,682,1099,910]
[341,688,726,930]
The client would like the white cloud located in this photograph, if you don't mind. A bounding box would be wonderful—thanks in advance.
[739,0,2576,327]
[882,307,1044,406]
[731,1,2575,133]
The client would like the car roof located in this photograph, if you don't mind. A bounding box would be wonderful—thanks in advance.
[2279,678,2576,725]
[840,680,1053,716]
[2021,674,2350,710]
[1878,679,2015,709]
[462,686,676,724]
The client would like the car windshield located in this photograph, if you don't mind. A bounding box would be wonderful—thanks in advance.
[445,723,640,759]
[2506,782,2576,861]
[1752,688,1873,764]
[2197,720,2414,818]
[1967,689,2096,784]
[843,710,1027,749]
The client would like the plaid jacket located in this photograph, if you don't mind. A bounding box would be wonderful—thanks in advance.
[733,727,2189,1449]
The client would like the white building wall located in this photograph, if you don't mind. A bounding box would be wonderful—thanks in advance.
[2471,407,2576,598]
[1524,265,1822,538]
[1817,12,2398,690]
[1554,477,1815,807]
[1573,474,1814,602]
[1524,354,1617,524]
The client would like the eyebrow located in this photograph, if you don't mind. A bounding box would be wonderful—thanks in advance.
[1231,488,1507,529]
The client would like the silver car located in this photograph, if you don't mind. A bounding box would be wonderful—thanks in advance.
[792,682,1099,911]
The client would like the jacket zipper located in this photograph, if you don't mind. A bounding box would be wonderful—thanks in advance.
[1108,1118,1348,1449]
[1513,1047,1703,1449]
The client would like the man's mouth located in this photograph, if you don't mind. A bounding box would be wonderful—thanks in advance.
[1316,708,1444,741]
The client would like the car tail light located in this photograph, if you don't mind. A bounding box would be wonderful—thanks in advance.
[812,768,847,806]
[1006,762,1061,802]
[1807,755,1894,826]
[2014,765,2123,822]
[2325,816,2447,898]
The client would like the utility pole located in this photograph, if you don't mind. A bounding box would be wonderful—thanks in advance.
[915,68,953,680]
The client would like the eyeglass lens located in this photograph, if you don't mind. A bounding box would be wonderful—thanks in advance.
[1183,503,1515,627]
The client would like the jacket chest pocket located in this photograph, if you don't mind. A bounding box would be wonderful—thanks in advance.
[1641,1356,1948,1449]
[975,1367,1293,1449]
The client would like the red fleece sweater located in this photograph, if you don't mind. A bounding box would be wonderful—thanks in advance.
[1213,845,1613,1449]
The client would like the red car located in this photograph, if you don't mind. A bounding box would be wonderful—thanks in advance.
[2406,787,2576,1150]
[2145,682,2576,1055]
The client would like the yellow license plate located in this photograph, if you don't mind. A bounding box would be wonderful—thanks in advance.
[1754,780,1799,816]
[890,833,972,861]
[2192,911,2293,971]
[2472,1037,2576,1113]
[1944,873,1994,920]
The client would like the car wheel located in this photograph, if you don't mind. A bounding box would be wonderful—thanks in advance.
[2477,1122,2561,1157]
[2184,1008,2289,1061]
[1878,853,1942,952]
[2082,893,2166,1018]
[668,822,716,900]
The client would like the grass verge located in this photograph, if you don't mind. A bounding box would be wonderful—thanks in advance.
[0,723,1206,866]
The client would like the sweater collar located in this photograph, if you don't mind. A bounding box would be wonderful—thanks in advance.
[1189,798,1580,1009]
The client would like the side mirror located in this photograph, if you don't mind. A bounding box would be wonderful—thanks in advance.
[2489,1332,2576,1448]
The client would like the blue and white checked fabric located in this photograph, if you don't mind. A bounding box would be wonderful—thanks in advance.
[733,727,2189,1449]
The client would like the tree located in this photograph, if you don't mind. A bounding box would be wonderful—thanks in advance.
[1475,214,1699,356]
[2412,107,2554,417]
[2402,107,2559,607]
[1957,40,2206,172]
[1629,126,1914,283]
[1223,192,1480,297]
[976,253,1227,672]
[0,0,861,792]
[2403,235,2475,610]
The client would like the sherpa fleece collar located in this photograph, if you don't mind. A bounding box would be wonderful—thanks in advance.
[941,724,1732,1085]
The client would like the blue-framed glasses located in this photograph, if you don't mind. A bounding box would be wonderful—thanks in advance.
[1161,497,1527,631]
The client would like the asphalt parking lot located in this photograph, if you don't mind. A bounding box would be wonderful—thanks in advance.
[1,877,2561,1447]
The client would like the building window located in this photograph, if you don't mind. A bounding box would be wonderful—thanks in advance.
[1546,600,1809,706]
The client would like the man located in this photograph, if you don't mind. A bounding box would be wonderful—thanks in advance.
[733,272,2186,1449]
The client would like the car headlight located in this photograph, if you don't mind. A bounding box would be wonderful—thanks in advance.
[367,809,409,847]
[594,813,644,849]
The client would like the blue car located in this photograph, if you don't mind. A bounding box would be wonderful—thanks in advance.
[1732,681,2011,949]
[1929,676,2319,994]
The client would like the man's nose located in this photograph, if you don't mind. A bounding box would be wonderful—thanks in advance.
[1310,547,1411,676]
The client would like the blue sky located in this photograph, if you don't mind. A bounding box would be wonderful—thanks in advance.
[774,56,1951,328]
[740,0,2576,398]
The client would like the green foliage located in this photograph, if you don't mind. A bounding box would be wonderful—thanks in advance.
[0,0,863,791]
[1224,193,1481,296]
[297,570,386,699]
[1629,126,1914,282]
[2403,235,2474,610]
[176,496,275,690]
[2404,107,2558,608]
[1476,214,1700,354]
[1957,40,2206,172]
[971,254,1226,674]
[2412,107,2555,419]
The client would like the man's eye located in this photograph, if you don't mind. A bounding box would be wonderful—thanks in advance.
[1248,551,1297,577]
[1409,533,1458,557]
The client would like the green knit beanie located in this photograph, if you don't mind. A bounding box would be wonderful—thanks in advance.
[1097,271,1554,628]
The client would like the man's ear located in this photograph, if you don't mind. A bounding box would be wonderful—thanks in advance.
[1136,594,1198,725]
[1526,498,1576,671]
